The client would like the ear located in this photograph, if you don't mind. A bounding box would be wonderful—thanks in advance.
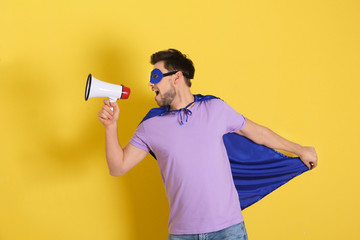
[173,71,183,85]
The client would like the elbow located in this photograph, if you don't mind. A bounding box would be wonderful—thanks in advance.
[109,171,124,177]
[109,167,127,177]
[107,156,127,176]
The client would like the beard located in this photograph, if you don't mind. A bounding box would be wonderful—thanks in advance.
[156,83,176,107]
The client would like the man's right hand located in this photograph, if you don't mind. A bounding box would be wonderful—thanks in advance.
[98,99,120,127]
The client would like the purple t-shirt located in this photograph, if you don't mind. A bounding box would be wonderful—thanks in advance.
[129,98,246,234]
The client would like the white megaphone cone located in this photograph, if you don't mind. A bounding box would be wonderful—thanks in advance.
[85,74,130,103]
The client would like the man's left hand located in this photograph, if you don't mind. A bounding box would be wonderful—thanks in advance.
[298,146,318,170]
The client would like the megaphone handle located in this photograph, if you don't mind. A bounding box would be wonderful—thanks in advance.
[109,97,117,111]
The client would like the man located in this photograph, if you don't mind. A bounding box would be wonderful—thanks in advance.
[97,49,318,239]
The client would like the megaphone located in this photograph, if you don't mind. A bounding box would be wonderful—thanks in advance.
[85,74,130,102]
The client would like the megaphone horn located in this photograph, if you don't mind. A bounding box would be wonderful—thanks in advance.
[85,74,130,102]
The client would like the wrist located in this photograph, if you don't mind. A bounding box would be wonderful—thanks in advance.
[105,123,118,131]
[295,145,306,157]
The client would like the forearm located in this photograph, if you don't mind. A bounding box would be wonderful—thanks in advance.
[255,126,304,156]
[238,118,318,169]
[238,119,304,156]
[104,123,125,175]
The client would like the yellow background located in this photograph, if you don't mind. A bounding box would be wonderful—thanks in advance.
[1,0,359,239]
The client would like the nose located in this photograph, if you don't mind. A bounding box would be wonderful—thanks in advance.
[148,82,154,87]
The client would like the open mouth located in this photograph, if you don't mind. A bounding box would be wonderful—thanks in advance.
[153,90,160,96]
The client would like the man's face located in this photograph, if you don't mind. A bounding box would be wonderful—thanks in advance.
[149,61,177,107]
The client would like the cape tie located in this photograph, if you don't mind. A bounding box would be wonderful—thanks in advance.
[160,101,194,125]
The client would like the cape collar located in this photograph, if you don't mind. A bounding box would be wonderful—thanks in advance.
[140,94,219,125]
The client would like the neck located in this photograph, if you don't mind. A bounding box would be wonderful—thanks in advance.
[169,87,194,111]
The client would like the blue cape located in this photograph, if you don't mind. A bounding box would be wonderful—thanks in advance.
[140,94,309,210]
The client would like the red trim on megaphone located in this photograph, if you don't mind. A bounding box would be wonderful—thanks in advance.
[121,85,131,99]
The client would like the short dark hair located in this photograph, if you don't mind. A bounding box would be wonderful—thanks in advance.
[151,49,195,87]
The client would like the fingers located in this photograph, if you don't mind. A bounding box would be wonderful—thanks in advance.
[311,158,318,168]
[98,110,113,121]
[299,146,318,170]
[305,159,317,170]
[110,101,120,115]
[104,99,119,112]
[309,162,314,170]
[98,100,120,127]
[304,162,312,170]
[310,151,318,169]
[98,104,114,120]
[104,99,111,106]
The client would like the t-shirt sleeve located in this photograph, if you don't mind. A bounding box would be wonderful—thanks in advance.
[219,99,247,133]
[129,123,151,153]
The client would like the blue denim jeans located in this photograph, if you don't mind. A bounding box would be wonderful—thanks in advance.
[168,221,248,240]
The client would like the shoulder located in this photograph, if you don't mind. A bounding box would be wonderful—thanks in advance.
[140,106,168,124]
[194,96,237,117]
[200,97,240,117]
[194,94,224,106]
[198,96,226,108]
